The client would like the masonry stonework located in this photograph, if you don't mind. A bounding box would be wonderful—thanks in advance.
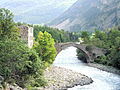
[55,42,105,63]
[18,25,33,48]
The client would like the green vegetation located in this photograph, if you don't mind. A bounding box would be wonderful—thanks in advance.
[33,31,57,68]
[77,27,120,69]
[33,25,80,43]
[0,39,45,88]
[0,8,57,89]
[16,23,80,43]
[76,49,87,63]
[1,8,80,89]
[0,8,14,37]
[81,31,90,43]
[0,8,20,40]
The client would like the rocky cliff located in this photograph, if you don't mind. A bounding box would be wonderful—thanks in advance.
[49,0,120,32]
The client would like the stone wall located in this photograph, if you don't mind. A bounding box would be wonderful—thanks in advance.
[28,27,33,48]
[18,25,33,48]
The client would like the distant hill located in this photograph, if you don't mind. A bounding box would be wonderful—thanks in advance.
[0,0,77,24]
[49,0,120,32]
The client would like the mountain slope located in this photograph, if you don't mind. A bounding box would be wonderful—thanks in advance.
[0,0,77,24]
[49,0,120,32]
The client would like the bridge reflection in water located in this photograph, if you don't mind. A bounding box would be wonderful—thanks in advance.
[53,46,120,90]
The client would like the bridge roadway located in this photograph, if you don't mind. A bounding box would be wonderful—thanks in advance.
[55,42,105,63]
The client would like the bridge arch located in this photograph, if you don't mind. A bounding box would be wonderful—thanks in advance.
[54,43,91,63]
[75,47,90,63]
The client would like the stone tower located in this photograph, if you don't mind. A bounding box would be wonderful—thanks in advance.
[18,25,33,48]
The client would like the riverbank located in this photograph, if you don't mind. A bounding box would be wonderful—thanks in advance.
[88,63,120,75]
[37,66,93,90]
[0,83,25,90]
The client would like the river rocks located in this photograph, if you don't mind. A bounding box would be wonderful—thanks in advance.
[88,63,120,75]
[0,65,93,90]
[6,84,26,90]
[37,66,93,90]
[0,82,25,90]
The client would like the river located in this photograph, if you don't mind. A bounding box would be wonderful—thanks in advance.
[53,47,120,90]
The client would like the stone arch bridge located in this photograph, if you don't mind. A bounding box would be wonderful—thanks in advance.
[55,42,105,63]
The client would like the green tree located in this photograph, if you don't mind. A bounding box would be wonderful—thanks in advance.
[108,30,120,45]
[16,22,22,26]
[33,31,57,66]
[81,31,90,43]
[108,37,120,68]
[90,38,105,48]
[0,8,15,38]
[0,8,47,89]
[33,25,79,43]
[10,26,20,40]
[94,29,107,41]
[88,28,120,69]
[0,39,45,88]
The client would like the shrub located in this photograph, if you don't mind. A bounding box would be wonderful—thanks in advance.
[0,39,44,88]
[29,76,47,88]
[94,55,112,66]
[76,49,87,63]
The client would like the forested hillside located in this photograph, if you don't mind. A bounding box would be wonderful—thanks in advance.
[33,25,80,43]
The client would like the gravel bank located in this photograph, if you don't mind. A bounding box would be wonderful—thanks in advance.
[37,66,93,90]
[88,63,120,75]
[0,83,25,90]
[0,65,93,90]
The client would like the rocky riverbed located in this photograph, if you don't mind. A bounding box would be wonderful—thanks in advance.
[37,66,93,90]
[0,66,93,90]
[88,63,120,75]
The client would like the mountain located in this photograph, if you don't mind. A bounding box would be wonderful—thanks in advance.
[0,0,77,24]
[49,0,120,32]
